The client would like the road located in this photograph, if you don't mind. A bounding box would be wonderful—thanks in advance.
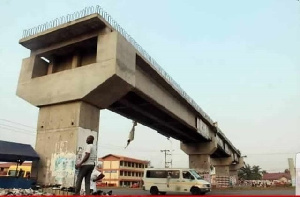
[98,188,295,195]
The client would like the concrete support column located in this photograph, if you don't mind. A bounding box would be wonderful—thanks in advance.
[229,157,244,186]
[189,154,211,172]
[34,101,99,187]
[180,137,217,174]
[211,157,233,188]
[215,165,230,177]
[211,156,244,187]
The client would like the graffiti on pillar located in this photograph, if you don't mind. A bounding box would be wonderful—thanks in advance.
[51,153,76,186]
[196,171,211,183]
[215,176,230,188]
[229,176,237,186]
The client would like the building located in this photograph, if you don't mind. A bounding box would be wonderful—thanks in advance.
[99,154,149,187]
[262,172,291,184]
[0,162,32,176]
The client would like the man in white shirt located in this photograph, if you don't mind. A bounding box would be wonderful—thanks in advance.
[75,135,97,195]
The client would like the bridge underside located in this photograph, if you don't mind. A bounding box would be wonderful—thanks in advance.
[109,91,207,144]
[211,147,231,158]
[107,91,233,157]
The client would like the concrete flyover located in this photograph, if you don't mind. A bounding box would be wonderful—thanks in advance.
[17,8,243,187]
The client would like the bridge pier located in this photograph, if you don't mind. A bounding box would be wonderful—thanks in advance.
[229,157,244,186]
[34,101,99,186]
[180,137,217,176]
[211,156,244,187]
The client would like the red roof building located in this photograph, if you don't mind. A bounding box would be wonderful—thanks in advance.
[262,173,291,183]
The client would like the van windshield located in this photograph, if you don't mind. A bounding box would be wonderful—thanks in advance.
[189,170,203,180]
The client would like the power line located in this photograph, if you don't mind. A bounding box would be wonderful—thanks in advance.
[245,152,297,156]
[0,123,36,133]
[0,125,36,136]
[0,119,36,129]
[0,119,297,157]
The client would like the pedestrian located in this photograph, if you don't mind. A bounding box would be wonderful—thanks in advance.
[74,135,97,195]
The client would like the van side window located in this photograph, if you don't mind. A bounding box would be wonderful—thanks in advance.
[167,170,180,179]
[146,170,167,178]
[182,171,192,179]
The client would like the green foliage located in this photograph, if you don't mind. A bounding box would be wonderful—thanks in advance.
[238,163,264,180]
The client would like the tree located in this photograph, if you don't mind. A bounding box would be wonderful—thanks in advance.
[238,164,252,180]
[251,165,262,180]
[238,163,264,180]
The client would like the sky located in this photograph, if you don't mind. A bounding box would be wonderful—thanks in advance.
[0,0,299,172]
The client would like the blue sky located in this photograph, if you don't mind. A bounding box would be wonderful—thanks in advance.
[0,0,299,172]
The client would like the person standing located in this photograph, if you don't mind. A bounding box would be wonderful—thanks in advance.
[75,135,97,195]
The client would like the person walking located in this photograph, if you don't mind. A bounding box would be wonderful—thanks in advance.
[74,135,97,195]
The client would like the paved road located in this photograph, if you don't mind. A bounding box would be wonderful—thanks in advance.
[99,188,295,195]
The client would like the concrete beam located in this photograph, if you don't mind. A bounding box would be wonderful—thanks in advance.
[180,136,217,155]
[119,99,197,142]
[20,14,108,50]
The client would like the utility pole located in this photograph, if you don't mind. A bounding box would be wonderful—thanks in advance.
[161,149,172,168]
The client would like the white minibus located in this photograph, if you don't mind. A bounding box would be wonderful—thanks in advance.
[142,168,211,195]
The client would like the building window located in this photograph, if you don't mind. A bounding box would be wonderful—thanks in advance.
[120,161,123,166]
[120,171,123,176]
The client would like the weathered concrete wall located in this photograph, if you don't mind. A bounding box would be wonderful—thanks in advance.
[189,154,211,173]
[35,101,99,186]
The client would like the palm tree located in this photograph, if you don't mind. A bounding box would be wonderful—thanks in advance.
[238,163,264,180]
[238,164,252,180]
[251,165,262,180]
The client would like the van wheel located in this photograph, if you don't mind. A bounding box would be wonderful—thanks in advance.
[190,186,200,195]
[150,186,159,195]
[160,192,166,195]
